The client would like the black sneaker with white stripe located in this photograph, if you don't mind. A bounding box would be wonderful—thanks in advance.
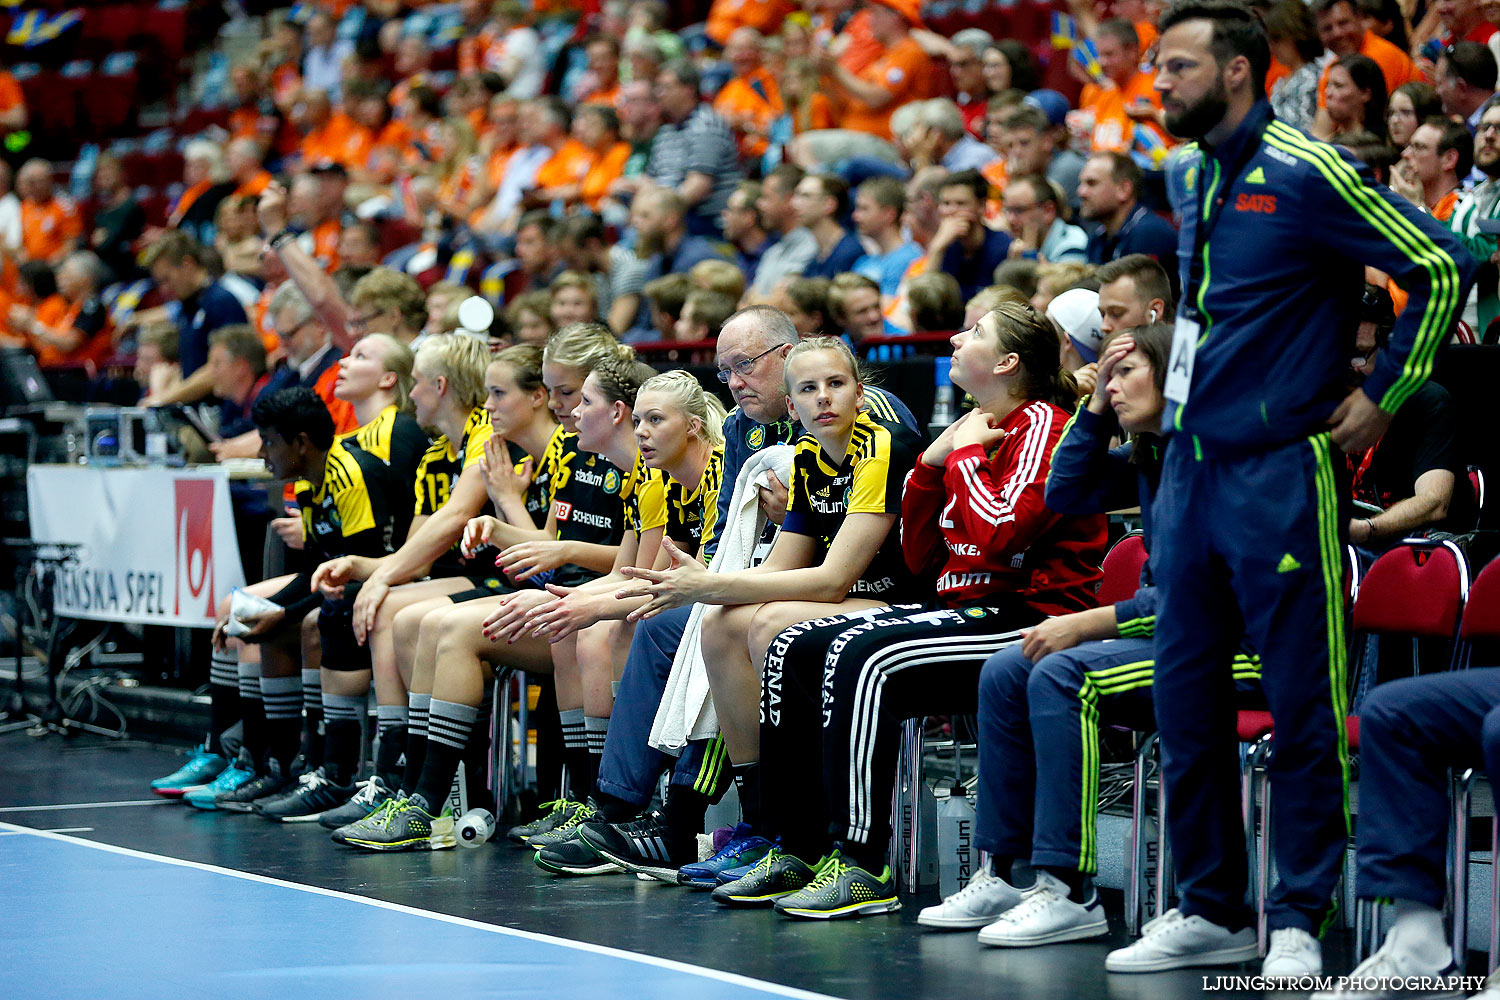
[576,810,696,882]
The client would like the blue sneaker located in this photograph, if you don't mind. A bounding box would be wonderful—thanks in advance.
[151,745,227,797]
[184,758,256,810]
[678,824,773,888]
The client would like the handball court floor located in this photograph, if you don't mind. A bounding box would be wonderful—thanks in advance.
[1,733,1281,999]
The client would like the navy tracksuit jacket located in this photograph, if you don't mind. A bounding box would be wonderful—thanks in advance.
[1152,100,1475,933]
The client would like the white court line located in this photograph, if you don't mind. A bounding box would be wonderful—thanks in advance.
[0,799,171,813]
[41,827,95,833]
[0,823,844,1000]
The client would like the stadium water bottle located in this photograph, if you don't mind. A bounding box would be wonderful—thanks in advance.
[457,808,496,847]
[936,782,978,898]
[929,356,956,437]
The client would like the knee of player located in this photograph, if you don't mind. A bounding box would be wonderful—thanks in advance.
[979,643,1035,700]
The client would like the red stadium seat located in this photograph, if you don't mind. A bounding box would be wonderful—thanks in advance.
[1460,555,1500,644]
[1352,539,1469,640]
[1096,532,1147,608]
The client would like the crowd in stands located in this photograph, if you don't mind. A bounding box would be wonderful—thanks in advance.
[7,0,1500,992]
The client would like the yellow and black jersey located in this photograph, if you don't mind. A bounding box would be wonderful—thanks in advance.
[548,434,629,588]
[622,449,669,537]
[413,406,494,577]
[783,410,923,597]
[524,423,568,528]
[295,440,400,565]
[341,404,429,542]
[413,406,493,517]
[666,445,725,554]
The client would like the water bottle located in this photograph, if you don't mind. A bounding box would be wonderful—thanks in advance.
[936,782,979,898]
[457,808,496,847]
[929,355,956,438]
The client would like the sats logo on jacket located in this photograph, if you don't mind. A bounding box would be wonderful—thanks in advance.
[174,479,215,616]
[1235,193,1277,214]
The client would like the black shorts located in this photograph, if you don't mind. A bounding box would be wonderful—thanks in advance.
[447,573,518,604]
[318,590,370,672]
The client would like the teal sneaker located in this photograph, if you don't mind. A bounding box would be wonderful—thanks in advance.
[773,851,901,920]
[711,848,825,908]
[678,824,774,888]
[151,745,227,797]
[340,794,455,852]
[183,757,256,810]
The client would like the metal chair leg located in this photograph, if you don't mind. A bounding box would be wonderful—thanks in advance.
[1454,768,1477,969]
[1489,808,1498,975]
[905,717,923,895]
[1154,735,1172,923]
[1127,731,1159,934]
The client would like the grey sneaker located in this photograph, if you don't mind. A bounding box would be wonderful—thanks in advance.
[529,800,599,849]
[340,794,456,852]
[506,799,582,845]
[321,775,396,832]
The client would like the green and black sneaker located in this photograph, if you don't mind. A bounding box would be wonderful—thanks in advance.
[506,799,583,846]
[340,794,456,852]
[710,848,825,908]
[528,800,599,849]
[773,851,901,920]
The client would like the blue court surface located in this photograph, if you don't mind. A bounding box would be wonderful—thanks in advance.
[0,823,834,1000]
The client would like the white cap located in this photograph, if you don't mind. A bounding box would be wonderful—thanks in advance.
[1047,288,1103,363]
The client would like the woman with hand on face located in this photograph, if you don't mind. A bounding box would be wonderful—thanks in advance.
[707,303,1107,920]
[920,323,1262,948]
[614,336,923,884]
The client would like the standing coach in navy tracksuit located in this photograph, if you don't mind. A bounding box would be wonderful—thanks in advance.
[1103,0,1476,978]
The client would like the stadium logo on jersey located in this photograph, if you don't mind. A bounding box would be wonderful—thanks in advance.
[603,469,622,494]
[174,479,216,617]
[747,425,765,448]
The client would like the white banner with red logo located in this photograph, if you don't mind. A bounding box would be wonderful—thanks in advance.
[26,465,247,628]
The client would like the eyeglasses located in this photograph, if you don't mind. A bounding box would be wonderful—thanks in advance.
[348,309,382,329]
[1479,122,1500,136]
[715,344,781,383]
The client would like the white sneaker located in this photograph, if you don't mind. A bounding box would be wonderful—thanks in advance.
[917,868,1023,929]
[976,871,1109,947]
[1105,908,1259,973]
[1308,933,1458,999]
[1263,927,1322,977]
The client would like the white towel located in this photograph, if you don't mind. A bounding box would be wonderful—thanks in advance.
[649,445,795,753]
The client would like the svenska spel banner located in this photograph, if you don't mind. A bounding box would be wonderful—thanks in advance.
[27,465,247,627]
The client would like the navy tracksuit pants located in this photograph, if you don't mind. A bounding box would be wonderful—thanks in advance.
[1356,669,1500,908]
[978,639,1262,875]
[1152,432,1351,934]
[594,606,729,808]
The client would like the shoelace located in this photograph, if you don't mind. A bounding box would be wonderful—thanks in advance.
[710,836,760,861]
[802,858,850,894]
[942,868,999,906]
[1139,908,1183,937]
[1266,930,1310,962]
[372,798,407,831]
[1001,882,1065,923]
[349,779,382,805]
